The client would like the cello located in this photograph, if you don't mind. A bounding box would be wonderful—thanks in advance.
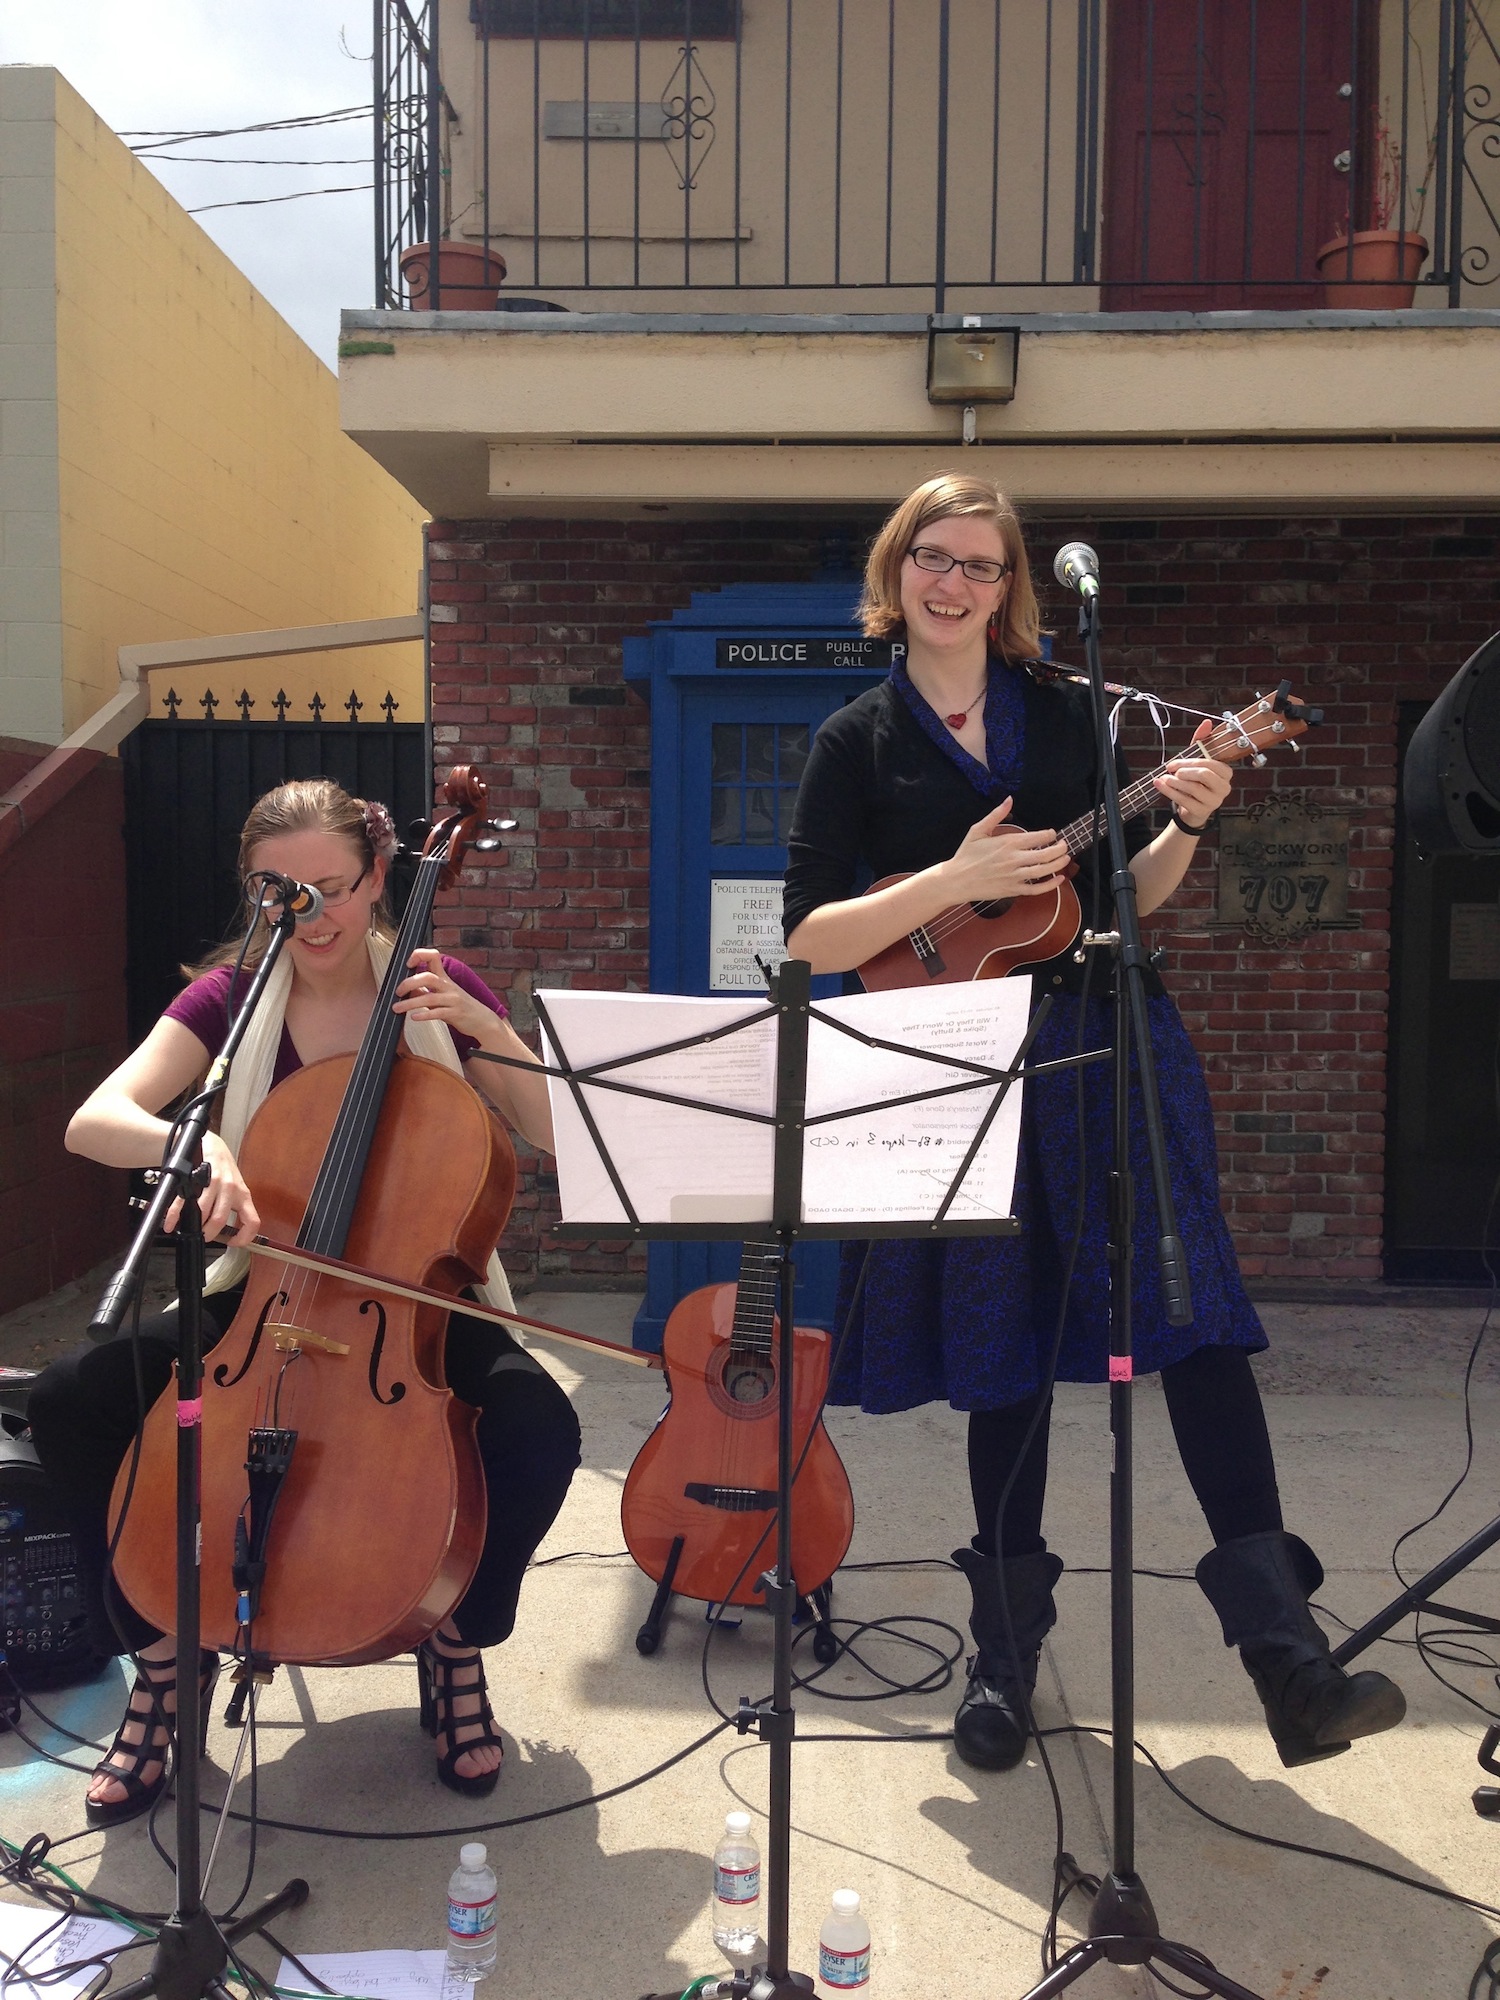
[108,769,515,1665]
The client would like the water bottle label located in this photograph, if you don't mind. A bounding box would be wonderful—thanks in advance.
[818,1942,869,1990]
[714,1862,760,1906]
[448,1895,496,1942]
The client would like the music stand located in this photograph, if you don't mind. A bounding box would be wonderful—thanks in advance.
[508,963,1104,1999]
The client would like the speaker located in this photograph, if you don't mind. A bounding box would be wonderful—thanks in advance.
[1404,632,1500,853]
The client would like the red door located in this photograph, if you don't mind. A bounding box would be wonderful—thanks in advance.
[1102,0,1371,310]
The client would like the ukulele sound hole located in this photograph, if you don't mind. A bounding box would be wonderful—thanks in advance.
[711,1348,776,1415]
[971,897,1015,920]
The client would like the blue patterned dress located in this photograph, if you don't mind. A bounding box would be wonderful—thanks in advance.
[786,659,1266,1416]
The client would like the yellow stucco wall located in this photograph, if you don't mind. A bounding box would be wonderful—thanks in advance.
[47,72,426,734]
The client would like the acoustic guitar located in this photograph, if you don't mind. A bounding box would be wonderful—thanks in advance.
[621,1241,854,1610]
[856,681,1320,991]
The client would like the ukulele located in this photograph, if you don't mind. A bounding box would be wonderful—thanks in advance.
[621,1241,854,1610]
[856,681,1321,991]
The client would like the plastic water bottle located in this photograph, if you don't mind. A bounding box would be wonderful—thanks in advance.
[445,1841,497,1982]
[711,1810,761,1955]
[818,1889,870,1995]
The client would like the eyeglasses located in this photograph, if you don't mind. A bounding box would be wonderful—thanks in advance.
[253,862,371,913]
[907,544,1012,585]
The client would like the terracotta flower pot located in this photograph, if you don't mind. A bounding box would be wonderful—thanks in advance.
[1314,229,1429,308]
[399,240,508,310]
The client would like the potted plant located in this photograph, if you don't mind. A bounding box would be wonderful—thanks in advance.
[1316,114,1429,307]
[399,240,508,311]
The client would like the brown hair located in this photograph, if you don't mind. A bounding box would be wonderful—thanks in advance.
[186,777,394,977]
[858,472,1043,661]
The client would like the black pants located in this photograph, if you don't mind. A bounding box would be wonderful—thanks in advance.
[967,1342,1282,1559]
[28,1287,582,1657]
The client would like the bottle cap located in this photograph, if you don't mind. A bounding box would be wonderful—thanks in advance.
[832,1889,861,1915]
[459,1842,487,1869]
[725,1811,752,1835]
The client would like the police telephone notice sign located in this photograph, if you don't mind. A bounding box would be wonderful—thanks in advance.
[709,877,788,992]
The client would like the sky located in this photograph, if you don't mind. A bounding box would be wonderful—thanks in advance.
[0,0,376,368]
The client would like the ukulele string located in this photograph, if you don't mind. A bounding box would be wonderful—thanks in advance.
[905,720,1241,954]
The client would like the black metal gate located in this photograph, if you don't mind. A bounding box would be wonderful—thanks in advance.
[122,720,428,1042]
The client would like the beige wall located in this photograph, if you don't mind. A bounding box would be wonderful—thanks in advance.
[437,0,1100,313]
[0,71,64,745]
[0,67,429,747]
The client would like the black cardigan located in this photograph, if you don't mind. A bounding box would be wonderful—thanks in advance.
[782,671,1158,995]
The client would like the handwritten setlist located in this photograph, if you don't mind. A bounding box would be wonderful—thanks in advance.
[802,983,1033,1221]
[537,982,1035,1227]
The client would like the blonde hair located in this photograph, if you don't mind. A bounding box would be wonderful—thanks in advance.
[187,777,394,977]
[859,473,1043,661]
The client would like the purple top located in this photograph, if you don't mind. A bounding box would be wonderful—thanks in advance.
[163,957,508,1088]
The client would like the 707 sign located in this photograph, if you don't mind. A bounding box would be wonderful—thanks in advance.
[1214,801,1356,942]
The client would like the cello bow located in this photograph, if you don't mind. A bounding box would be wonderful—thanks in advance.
[240,1235,663,1369]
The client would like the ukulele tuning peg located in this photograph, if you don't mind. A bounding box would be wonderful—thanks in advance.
[1253,752,1267,767]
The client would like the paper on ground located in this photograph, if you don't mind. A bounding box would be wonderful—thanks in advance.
[538,980,1032,1226]
[0,1901,137,2000]
[274,1948,472,2000]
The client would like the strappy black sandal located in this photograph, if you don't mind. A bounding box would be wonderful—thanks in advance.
[415,1637,504,1797]
[86,1649,221,1831]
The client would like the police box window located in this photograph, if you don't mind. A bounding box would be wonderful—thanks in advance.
[711,723,808,845]
[472,0,738,35]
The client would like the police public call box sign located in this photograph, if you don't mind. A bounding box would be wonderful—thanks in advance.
[716,637,900,670]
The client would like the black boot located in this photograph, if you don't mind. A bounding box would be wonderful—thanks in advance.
[951,1544,1063,1772]
[1196,1531,1406,1769]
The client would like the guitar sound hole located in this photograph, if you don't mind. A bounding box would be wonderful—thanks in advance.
[970,897,1015,920]
[722,1356,775,1406]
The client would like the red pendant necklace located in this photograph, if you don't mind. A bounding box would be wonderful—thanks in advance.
[944,682,988,730]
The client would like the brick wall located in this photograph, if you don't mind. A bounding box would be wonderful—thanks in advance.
[426,511,1500,1291]
[0,747,129,1310]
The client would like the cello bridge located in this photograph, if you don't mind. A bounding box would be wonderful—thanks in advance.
[270,1324,350,1357]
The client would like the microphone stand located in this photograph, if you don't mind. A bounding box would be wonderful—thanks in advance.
[91,904,308,2000]
[1014,574,1266,2000]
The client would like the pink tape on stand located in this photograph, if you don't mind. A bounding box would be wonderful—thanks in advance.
[176,1397,203,1428]
[1107,1356,1133,1383]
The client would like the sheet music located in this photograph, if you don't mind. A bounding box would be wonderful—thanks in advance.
[802,981,1032,1221]
[274,1949,471,2000]
[538,990,778,1224]
[0,1905,137,2000]
[538,980,1031,1227]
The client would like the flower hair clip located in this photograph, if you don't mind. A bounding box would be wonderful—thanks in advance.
[362,799,399,860]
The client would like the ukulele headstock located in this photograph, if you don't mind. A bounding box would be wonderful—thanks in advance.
[426,766,517,886]
[1199,681,1324,768]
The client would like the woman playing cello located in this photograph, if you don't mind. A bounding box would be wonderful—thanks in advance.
[28,778,579,1822]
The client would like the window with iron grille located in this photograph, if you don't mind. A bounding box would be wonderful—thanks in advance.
[471,0,738,37]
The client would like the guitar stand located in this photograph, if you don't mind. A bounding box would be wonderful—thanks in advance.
[633,1535,836,1664]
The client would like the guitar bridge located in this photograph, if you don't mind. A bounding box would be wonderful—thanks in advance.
[684,1482,778,1512]
[909,925,947,978]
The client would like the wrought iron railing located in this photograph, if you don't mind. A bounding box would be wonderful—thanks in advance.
[374,0,1498,312]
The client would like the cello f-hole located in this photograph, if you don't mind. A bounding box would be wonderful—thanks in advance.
[214,1290,286,1388]
[361,1297,406,1406]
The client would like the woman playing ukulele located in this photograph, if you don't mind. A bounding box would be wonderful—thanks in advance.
[781,474,1403,1773]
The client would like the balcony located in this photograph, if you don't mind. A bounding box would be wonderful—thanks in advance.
[374,0,1500,314]
[345,0,1500,518]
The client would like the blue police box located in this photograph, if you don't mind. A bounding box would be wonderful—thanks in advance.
[622,580,893,1349]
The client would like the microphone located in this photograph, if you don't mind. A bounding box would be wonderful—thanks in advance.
[255,874,325,925]
[1053,542,1102,600]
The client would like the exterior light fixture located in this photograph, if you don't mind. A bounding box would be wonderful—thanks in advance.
[927,317,1020,444]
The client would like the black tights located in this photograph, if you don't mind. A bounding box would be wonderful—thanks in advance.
[967,1343,1282,1559]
